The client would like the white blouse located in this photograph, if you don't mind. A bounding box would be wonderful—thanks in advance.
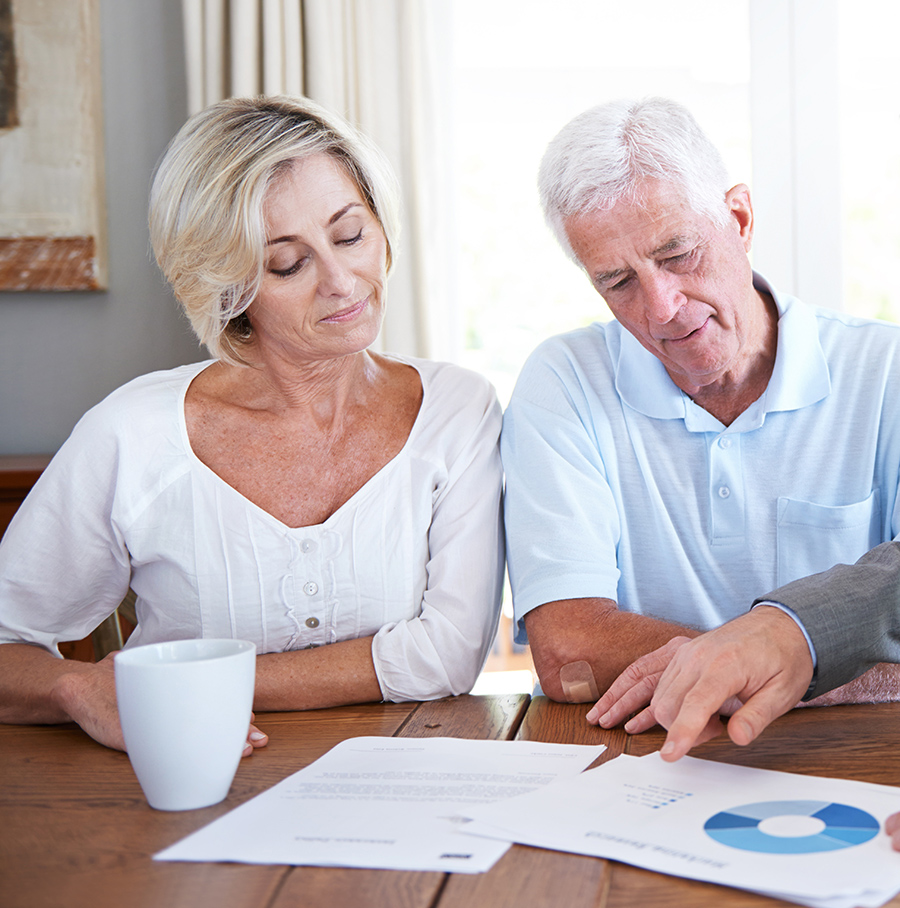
[0,357,504,701]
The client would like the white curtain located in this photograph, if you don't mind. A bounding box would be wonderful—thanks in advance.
[181,0,455,361]
[181,0,304,112]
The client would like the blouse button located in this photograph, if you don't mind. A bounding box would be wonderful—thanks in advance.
[305,616,320,629]
[718,437,732,449]
[718,486,731,499]
[303,581,319,596]
[300,539,317,553]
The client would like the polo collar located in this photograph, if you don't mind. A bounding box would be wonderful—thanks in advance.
[612,273,831,431]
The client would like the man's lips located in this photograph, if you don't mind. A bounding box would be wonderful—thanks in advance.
[660,317,710,343]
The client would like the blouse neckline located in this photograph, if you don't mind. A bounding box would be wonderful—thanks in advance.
[176,356,428,533]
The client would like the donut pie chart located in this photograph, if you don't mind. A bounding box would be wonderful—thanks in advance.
[704,800,879,854]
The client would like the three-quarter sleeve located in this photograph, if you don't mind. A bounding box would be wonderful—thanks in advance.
[0,408,133,654]
[371,367,504,701]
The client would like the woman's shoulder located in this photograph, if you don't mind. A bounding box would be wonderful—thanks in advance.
[26,362,212,518]
[66,361,211,461]
[391,358,501,460]
[394,355,498,408]
[82,361,210,424]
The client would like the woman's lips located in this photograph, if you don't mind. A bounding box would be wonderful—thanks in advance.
[321,297,368,323]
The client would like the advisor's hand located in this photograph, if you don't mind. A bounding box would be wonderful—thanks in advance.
[650,607,813,761]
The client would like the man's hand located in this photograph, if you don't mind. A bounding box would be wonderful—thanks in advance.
[586,635,743,735]
[586,636,694,732]
[648,607,813,760]
[587,607,813,761]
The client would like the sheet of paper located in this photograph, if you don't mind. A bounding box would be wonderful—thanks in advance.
[156,736,605,874]
[463,753,900,905]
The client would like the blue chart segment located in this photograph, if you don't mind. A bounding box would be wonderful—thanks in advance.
[704,800,879,854]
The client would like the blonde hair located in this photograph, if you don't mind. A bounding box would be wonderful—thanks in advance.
[149,95,401,364]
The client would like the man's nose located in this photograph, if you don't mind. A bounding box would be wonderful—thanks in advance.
[641,272,684,325]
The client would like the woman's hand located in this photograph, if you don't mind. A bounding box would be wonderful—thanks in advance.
[51,653,125,750]
[242,714,268,757]
[52,655,269,757]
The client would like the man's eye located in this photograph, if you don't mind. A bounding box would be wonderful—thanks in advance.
[609,276,631,292]
[666,249,697,269]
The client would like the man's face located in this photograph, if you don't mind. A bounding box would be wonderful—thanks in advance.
[564,180,759,395]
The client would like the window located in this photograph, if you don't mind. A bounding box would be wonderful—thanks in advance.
[450,0,752,402]
[449,0,900,401]
[838,0,900,322]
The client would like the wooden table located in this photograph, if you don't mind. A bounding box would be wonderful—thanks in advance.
[2,695,899,908]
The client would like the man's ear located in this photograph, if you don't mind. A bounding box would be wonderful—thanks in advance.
[725,183,753,252]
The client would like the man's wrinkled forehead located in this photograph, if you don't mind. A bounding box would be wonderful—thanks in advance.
[565,187,708,275]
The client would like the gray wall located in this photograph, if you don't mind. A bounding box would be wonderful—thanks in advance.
[0,1,203,456]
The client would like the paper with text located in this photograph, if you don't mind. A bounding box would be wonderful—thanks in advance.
[156,735,605,874]
[463,753,900,906]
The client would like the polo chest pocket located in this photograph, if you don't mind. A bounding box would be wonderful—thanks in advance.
[776,489,880,587]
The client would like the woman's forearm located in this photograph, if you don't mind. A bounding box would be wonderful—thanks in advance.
[253,635,383,710]
[0,643,96,724]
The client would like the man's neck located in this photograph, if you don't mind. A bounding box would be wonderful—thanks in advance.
[674,289,779,428]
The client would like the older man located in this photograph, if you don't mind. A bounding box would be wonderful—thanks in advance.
[501,97,900,704]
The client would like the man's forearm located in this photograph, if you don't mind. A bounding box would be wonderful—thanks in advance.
[524,598,700,701]
[802,662,900,707]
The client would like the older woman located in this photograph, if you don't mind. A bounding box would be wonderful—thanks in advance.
[0,96,503,753]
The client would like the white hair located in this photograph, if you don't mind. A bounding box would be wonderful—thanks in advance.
[538,97,731,260]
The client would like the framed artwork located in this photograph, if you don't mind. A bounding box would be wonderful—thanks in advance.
[0,0,107,291]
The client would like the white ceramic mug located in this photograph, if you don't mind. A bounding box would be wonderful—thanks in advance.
[115,638,256,811]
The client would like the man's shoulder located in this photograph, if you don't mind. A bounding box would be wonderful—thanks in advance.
[805,304,900,359]
[519,321,616,380]
[808,303,900,333]
[508,322,618,411]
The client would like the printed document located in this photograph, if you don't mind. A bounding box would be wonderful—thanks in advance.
[463,753,900,907]
[156,736,605,873]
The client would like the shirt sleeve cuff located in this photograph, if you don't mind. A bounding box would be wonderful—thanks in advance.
[751,600,818,699]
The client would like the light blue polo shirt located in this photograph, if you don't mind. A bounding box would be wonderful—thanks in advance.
[502,276,900,644]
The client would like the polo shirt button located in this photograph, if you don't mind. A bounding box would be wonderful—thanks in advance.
[718,437,732,449]
[300,539,317,553]
[305,616,320,629]
[718,486,731,499]
[303,581,318,595]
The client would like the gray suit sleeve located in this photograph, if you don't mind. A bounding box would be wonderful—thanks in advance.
[753,541,900,698]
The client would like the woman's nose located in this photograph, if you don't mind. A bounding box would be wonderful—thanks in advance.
[317,253,355,298]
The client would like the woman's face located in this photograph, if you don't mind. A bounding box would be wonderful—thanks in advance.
[248,154,388,365]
